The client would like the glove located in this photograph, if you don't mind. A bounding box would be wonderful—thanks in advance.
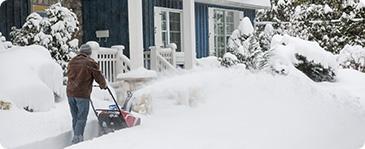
[100,84,108,90]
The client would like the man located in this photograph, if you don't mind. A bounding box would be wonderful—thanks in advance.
[67,44,107,144]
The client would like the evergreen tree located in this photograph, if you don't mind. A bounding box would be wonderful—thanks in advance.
[257,0,365,54]
[11,3,79,73]
[258,24,275,51]
[221,17,269,70]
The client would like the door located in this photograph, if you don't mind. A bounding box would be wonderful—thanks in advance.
[154,7,183,52]
[208,8,244,58]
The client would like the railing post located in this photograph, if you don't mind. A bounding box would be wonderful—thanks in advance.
[112,45,125,75]
[150,46,159,71]
[168,43,177,67]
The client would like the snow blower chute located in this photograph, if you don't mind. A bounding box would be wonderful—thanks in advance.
[90,87,141,134]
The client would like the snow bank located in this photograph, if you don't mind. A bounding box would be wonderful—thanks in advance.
[196,56,221,69]
[334,69,365,106]
[0,45,64,111]
[69,67,365,149]
[0,85,114,149]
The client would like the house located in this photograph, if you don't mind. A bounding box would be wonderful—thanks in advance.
[0,0,270,70]
[82,0,270,69]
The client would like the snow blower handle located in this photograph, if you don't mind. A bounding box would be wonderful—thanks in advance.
[106,87,124,115]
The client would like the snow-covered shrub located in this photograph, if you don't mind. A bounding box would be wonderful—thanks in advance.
[221,17,269,70]
[0,32,12,50]
[258,24,275,52]
[337,45,365,72]
[270,35,338,82]
[295,54,336,82]
[0,45,64,112]
[10,3,79,73]
[221,53,239,68]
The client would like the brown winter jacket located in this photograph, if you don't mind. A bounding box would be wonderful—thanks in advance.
[67,54,107,98]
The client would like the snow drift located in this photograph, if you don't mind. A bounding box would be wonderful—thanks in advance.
[69,66,365,149]
[0,45,64,111]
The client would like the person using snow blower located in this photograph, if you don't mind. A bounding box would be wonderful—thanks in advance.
[66,44,107,144]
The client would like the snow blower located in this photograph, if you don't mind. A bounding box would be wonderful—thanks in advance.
[90,87,141,134]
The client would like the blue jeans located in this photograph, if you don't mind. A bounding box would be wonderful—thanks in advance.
[68,97,90,143]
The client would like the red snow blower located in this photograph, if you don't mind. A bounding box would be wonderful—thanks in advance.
[90,87,141,134]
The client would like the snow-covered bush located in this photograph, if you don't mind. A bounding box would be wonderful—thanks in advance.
[10,3,79,73]
[0,45,64,112]
[258,24,275,52]
[337,45,365,72]
[295,54,337,82]
[221,17,269,70]
[0,32,12,50]
[270,35,338,82]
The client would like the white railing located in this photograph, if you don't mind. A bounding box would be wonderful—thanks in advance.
[148,43,177,72]
[91,44,131,83]
[115,45,131,74]
[143,51,151,69]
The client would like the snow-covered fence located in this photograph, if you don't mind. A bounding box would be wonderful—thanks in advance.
[148,44,177,72]
[91,45,131,83]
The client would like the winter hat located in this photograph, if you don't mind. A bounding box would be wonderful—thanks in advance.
[79,44,92,55]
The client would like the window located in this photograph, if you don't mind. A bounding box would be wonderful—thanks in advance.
[209,8,243,58]
[155,7,183,52]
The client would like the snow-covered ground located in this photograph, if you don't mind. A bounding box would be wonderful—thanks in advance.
[0,85,114,149]
[1,38,365,149]
[66,64,365,149]
[0,45,64,112]
[0,45,114,149]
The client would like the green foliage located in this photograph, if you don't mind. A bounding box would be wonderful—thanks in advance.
[295,54,336,82]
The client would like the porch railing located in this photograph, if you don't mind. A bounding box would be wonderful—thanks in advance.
[91,45,131,83]
[145,43,177,72]
[92,42,178,84]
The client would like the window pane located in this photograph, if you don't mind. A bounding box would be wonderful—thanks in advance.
[170,32,182,52]
[169,12,181,32]
[169,12,180,22]
[226,23,235,35]
[162,32,168,46]
[161,12,167,30]
[226,11,234,22]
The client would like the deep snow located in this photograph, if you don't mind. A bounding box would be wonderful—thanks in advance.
[0,86,114,149]
[0,45,116,149]
[0,45,64,112]
[1,37,365,149]
[67,65,365,149]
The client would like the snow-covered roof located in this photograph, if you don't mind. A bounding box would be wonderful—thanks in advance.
[226,0,271,9]
[196,0,271,9]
